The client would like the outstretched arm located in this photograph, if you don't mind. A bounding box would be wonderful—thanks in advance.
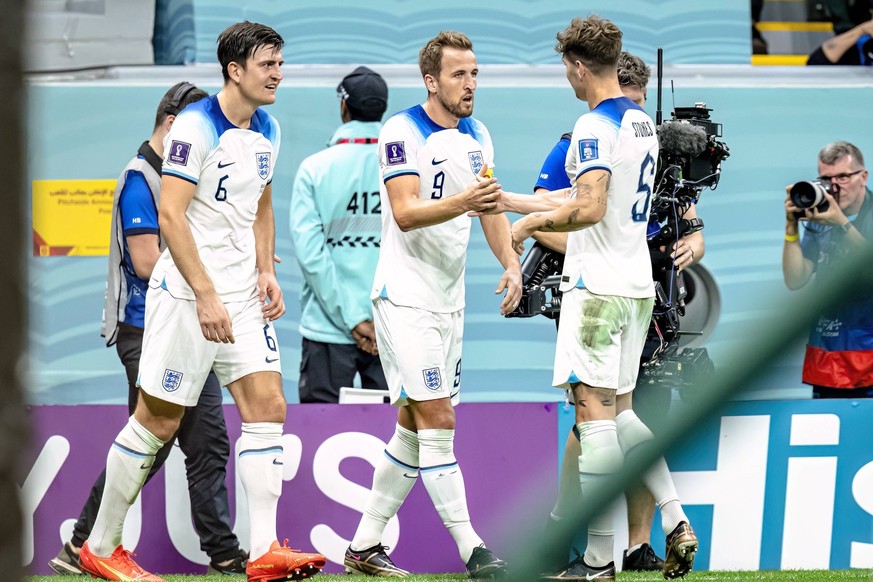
[498,187,571,215]
[388,164,500,231]
[511,170,610,254]
[530,187,570,254]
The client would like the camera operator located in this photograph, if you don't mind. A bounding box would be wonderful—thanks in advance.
[783,141,873,398]
[526,51,705,575]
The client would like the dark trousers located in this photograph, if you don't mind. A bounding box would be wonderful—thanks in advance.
[71,323,240,562]
[298,338,388,403]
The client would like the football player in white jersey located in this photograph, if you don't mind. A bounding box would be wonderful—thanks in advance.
[78,22,325,582]
[344,31,520,578]
[500,17,698,581]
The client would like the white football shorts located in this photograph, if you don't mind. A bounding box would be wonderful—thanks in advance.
[138,286,282,406]
[372,297,463,407]
[553,288,654,394]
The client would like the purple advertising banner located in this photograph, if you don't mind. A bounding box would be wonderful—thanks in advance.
[24,402,558,575]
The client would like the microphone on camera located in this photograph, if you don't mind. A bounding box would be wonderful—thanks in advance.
[658,121,708,156]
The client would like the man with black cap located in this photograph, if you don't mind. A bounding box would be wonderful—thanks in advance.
[290,66,390,403]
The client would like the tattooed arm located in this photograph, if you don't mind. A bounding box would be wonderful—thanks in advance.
[510,169,610,253]
[820,18,873,63]
[496,187,571,215]
[531,187,570,254]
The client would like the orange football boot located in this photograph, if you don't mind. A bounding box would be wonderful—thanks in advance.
[246,539,326,581]
[78,541,164,581]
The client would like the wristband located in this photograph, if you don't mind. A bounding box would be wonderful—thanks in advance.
[785,233,799,242]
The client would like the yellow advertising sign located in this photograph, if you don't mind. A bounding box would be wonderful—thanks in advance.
[32,180,116,256]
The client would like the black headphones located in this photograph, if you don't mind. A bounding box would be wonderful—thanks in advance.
[164,82,198,115]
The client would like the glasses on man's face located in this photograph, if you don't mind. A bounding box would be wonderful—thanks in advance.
[817,169,865,184]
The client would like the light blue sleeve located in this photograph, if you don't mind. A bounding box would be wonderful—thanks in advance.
[289,160,361,334]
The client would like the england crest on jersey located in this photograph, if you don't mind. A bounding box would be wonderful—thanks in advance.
[468,150,484,175]
[256,152,271,179]
[162,369,183,392]
[422,367,442,391]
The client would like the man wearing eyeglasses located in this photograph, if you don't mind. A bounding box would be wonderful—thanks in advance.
[783,140,873,398]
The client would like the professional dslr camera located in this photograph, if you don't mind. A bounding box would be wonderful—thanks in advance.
[507,102,727,393]
[788,180,833,217]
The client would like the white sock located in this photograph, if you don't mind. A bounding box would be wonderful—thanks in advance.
[577,420,622,568]
[89,417,164,557]
[239,422,283,559]
[418,429,483,564]
[615,410,688,534]
[351,424,419,551]
[552,429,582,520]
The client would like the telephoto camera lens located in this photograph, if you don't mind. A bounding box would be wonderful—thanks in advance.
[789,181,829,210]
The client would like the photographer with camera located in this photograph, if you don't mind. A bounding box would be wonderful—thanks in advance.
[528,51,703,576]
[783,141,873,398]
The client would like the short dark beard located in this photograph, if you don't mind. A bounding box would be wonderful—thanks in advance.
[438,93,473,119]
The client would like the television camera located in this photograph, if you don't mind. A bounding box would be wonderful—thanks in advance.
[507,52,727,393]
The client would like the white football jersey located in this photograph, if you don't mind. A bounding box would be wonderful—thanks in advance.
[154,95,280,301]
[561,96,658,298]
[371,105,494,312]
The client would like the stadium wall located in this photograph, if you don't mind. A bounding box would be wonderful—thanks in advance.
[24,399,873,574]
[21,1,873,576]
[25,66,873,405]
[153,0,751,66]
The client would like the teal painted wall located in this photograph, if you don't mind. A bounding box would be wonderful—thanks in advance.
[26,72,873,404]
[154,0,751,65]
